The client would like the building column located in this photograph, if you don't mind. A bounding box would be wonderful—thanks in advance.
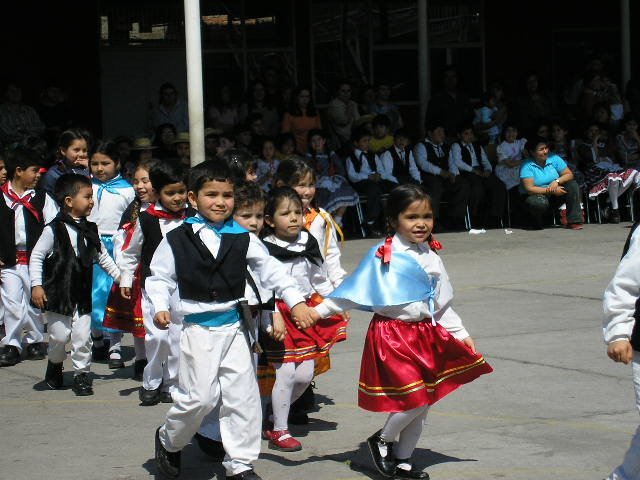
[184,0,205,167]
[621,0,631,90]
[417,0,429,138]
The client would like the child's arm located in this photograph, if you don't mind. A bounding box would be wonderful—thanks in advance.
[408,153,422,183]
[42,193,60,224]
[95,239,121,283]
[449,143,472,173]
[117,221,144,297]
[29,225,55,309]
[145,238,178,329]
[376,152,399,184]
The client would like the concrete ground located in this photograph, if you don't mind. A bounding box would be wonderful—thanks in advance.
[0,223,637,480]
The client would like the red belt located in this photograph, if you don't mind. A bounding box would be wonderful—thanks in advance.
[16,251,29,265]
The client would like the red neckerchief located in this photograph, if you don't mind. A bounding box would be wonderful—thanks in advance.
[145,203,186,220]
[375,236,393,265]
[1,182,40,222]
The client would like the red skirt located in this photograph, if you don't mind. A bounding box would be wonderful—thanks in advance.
[262,294,348,365]
[358,314,493,412]
[103,265,145,338]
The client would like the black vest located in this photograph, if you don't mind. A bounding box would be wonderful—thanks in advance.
[421,141,450,171]
[388,146,412,179]
[350,151,377,174]
[42,218,98,316]
[0,190,47,267]
[458,142,486,171]
[166,224,249,303]
[139,212,165,283]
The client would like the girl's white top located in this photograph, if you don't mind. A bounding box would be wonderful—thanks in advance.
[307,208,347,287]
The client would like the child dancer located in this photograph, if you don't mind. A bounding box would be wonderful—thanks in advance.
[30,174,120,395]
[118,160,191,405]
[103,159,158,380]
[149,161,318,480]
[313,184,493,479]
[261,186,348,451]
[0,154,6,335]
[40,128,91,194]
[0,146,58,367]
[88,140,136,366]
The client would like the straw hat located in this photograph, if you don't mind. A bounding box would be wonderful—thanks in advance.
[204,127,223,137]
[130,137,158,150]
[172,132,190,144]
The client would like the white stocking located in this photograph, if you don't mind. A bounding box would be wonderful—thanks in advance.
[271,360,315,431]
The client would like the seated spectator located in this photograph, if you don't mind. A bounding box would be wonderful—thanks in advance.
[413,121,470,231]
[450,125,506,228]
[473,91,501,144]
[234,123,253,156]
[204,127,222,161]
[148,82,188,134]
[378,128,422,186]
[515,72,554,133]
[208,85,240,133]
[549,120,584,189]
[238,81,279,137]
[357,84,376,116]
[496,123,527,225]
[246,112,266,155]
[520,138,583,230]
[327,80,360,152]
[152,122,177,160]
[35,80,73,150]
[216,131,237,158]
[275,132,298,162]
[221,148,258,184]
[371,82,404,131]
[369,114,394,154]
[281,85,321,154]
[0,80,45,147]
[127,137,157,179]
[172,132,190,166]
[426,66,473,142]
[616,113,640,169]
[256,137,279,192]
[114,135,133,179]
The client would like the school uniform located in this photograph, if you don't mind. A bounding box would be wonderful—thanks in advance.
[147,216,307,477]
[29,213,119,374]
[378,145,422,185]
[0,182,58,354]
[346,148,394,224]
[413,139,470,227]
[450,141,506,227]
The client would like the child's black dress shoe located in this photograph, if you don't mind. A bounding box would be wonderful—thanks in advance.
[226,469,263,479]
[72,373,94,396]
[139,386,161,406]
[394,459,430,479]
[45,361,64,389]
[366,430,395,477]
[155,426,181,478]
[0,345,20,367]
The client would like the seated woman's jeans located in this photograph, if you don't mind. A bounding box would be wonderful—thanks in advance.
[523,180,582,225]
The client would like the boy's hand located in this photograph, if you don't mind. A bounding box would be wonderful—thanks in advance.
[461,336,476,353]
[120,287,131,300]
[291,303,319,329]
[32,286,47,310]
[154,311,171,330]
[607,340,633,364]
[270,312,287,341]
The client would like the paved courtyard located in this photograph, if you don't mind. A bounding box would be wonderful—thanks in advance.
[0,223,636,480]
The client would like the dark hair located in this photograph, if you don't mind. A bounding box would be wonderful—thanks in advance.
[500,122,519,141]
[149,159,185,193]
[393,128,411,140]
[6,146,42,180]
[91,139,121,165]
[220,148,256,184]
[234,180,266,210]
[276,132,296,151]
[524,137,548,153]
[458,123,475,134]
[425,121,445,133]
[263,186,303,237]
[372,114,391,128]
[351,126,371,143]
[158,82,178,103]
[57,128,91,158]
[153,123,177,148]
[386,184,432,233]
[275,158,316,188]
[307,128,329,154]
[53,173,92,210]
[288,85,317,117]
[187,159,234,193]
[245,81,274,111]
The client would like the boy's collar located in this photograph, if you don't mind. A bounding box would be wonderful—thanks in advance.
[6,180,34,197]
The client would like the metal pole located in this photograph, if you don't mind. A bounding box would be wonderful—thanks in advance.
[184,0,205,167]
[417,0,429,138]
[621,0,631,89]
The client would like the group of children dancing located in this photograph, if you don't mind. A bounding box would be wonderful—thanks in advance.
[0,130,493,480]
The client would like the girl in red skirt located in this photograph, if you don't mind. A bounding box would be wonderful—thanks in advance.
[261,186,347,452]
[313,184,493,479]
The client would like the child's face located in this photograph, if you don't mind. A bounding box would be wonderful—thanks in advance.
[266,198,303,242]
[158,182,187,213]
[262,141,276,160]
[394,136,410,149]
[309,134,326,153]
[460,129,474,144]
[251,119,264,136]
[390,199,434,244]
[536,125,549,138]
[176,143,190,160]
[373,124,388,139]
[586,125,600,141]
[139,149,153,162]
[14,165,41,189]
[245,167,258,183]
[280,140,295,155]
[188,179,234,224]
[504,127,517,142]
[117,141,131,161]
[133,167,156,203]
[219,137,235,152]
[355,135,371,152]
[234,201,265,235]
[161,128,175,145]
[293,172,316,210]
[237,131,252,146]
[626,120,638,133]
[428,127,445,144]
[66,185,94,217]
[205,136,219,152]
[90,153,118,182]
[551,125,567,142]
[61,139,88,169]
[0,160,6,185]
[595,107,609,123]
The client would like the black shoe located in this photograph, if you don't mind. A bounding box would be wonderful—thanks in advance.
[0,345,20,367]
[108,349,125,369]
[91,336,109,362]
[160,391,173,403]
[394,459,430,479]
[226,469,263,480]
[26,342,47,360]
[610,209,621,224]
[139,386,161,406]
[45,361,64,389]
[291,382,315,413]
[155,426,181,478]
[193,432,226,461]
[366,430,395,477]
[72,373,94,396]
[132,359,147,381]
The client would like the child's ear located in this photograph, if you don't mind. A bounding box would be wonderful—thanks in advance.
[187,190,198,208]
[275,179,285,188]
[64,196,74,209]
[264,214,275,228]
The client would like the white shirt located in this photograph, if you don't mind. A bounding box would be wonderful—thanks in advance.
[346,148,378,183]
[29,221,120,287]
[315,233,469,340]
[3,182,58,249]
[450,142,493,174]
[378,147,422,184]
[145,222,306,316]
[497,139,527,164]
[413,139,453,176]
[307,208,346,287]
[87,177,136,236]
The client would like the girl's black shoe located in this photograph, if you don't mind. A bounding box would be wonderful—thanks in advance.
[366,430,395,477]
[394,459,430,479]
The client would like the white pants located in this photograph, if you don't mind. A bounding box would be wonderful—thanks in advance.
[142,295,180,391]
[46,309,92,374]
[608,351,640,480]
[0,264,43,350]
[159,322,261,476]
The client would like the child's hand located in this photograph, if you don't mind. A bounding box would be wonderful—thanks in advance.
[341,311,351,322]
[461,336,476,353]
[270,312,287,341]
[31,286,47,310]
[120,287,131,299]
[154,311,171,330]
[291,303,318,329]
[607,340,633,364]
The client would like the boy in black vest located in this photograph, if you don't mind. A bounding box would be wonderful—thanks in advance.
[118,160,192,406]
[30,174,120,395]
[378,128,422,185]
[149,160,318,480]
[449,125,506,228]
[0,146,58,367]
[413,122,470,231]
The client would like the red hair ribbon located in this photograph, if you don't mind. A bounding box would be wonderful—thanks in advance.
[375,236,393,264]
[428,235,443,251]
